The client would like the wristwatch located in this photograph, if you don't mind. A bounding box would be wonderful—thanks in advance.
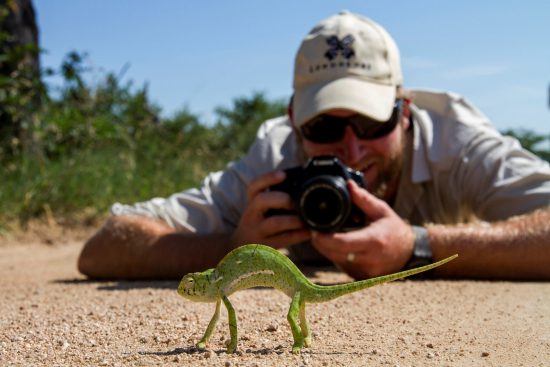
[405,225,433,269]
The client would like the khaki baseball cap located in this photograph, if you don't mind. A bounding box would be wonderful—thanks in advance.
[292,11,403,128]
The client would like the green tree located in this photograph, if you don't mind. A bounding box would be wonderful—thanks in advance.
[0,0,43,160]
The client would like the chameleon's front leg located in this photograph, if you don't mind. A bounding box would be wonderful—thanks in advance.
[287,292,304,354]
[299,299,311,347]
[222,295,238,353]
[196,298,221,350]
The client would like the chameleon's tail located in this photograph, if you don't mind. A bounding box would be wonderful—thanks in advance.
[305,254,458,303]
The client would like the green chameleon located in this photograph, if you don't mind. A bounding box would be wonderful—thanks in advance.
[177,244,457,354]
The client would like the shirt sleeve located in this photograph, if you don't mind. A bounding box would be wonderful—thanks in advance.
[456,131,550,221]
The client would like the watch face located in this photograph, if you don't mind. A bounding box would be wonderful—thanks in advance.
[412,225,432,260]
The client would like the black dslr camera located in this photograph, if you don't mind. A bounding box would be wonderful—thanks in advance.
[267,156,366,232]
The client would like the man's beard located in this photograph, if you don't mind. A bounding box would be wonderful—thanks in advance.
[369,152,403,200]
[368,133,406,201]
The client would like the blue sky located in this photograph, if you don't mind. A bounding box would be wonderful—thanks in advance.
[35,1,549,134]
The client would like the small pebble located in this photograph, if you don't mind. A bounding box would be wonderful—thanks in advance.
[482,351,490,357]
[426,343,434,348]
[266,324,278,332]
[427,352,434,359]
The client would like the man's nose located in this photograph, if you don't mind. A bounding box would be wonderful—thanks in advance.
[341,125,366,166]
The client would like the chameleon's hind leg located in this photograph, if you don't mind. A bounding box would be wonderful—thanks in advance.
[299,299,311,347]
[196,298,221,350]
[222,295,238,353]
[287,292,304,354]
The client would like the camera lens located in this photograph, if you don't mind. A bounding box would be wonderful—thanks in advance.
[298,176,351,232]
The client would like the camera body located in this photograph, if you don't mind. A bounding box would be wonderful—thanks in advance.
[268,156,366,232]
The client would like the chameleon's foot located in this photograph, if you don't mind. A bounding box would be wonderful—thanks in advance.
[292,345,302,354]
[303,336,312,348]
[196,341,206,350]
[226,343,237,354]
[291,340,304,354]
[224,339,237,354]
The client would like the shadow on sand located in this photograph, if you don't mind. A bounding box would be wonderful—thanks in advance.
[52,278,178,291]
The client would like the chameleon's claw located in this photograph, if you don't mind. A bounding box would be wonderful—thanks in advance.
[196,341,206,350]
[292,344,303,354]
[303,336,312,348]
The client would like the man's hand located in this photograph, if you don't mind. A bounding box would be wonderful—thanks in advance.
[230,171,311,249]
[311,180,415,279]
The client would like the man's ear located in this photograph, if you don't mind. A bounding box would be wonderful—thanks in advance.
[402,98,412,131]
[287,94,294,124]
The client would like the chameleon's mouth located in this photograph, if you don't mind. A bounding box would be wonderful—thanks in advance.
[177,282,185,296]
[177,280,193,297]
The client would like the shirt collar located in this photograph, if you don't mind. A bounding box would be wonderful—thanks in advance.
[409,104,433,183]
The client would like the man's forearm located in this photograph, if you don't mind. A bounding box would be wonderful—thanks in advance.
[428,207,550,279]
[139,232,236,279]
[78,216,236,279]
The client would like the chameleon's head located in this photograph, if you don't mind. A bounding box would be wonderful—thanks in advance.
[177,269,217,302]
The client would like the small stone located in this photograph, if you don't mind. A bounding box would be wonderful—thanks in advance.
[427,352,434,359]
[266,324,278,332]
[205,350,213,358]
[426,343,434,348]
[482,351,490,357]
[224,362,232,367]
[139,337,147,343]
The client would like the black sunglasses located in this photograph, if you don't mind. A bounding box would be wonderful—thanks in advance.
[300,99,404,144]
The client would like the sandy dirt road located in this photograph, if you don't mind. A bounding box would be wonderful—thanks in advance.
[0,240,549,366]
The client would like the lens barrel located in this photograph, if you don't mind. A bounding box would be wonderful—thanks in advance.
[298,175,351,232]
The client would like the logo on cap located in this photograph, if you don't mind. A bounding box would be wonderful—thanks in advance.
[324,35,355,61]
